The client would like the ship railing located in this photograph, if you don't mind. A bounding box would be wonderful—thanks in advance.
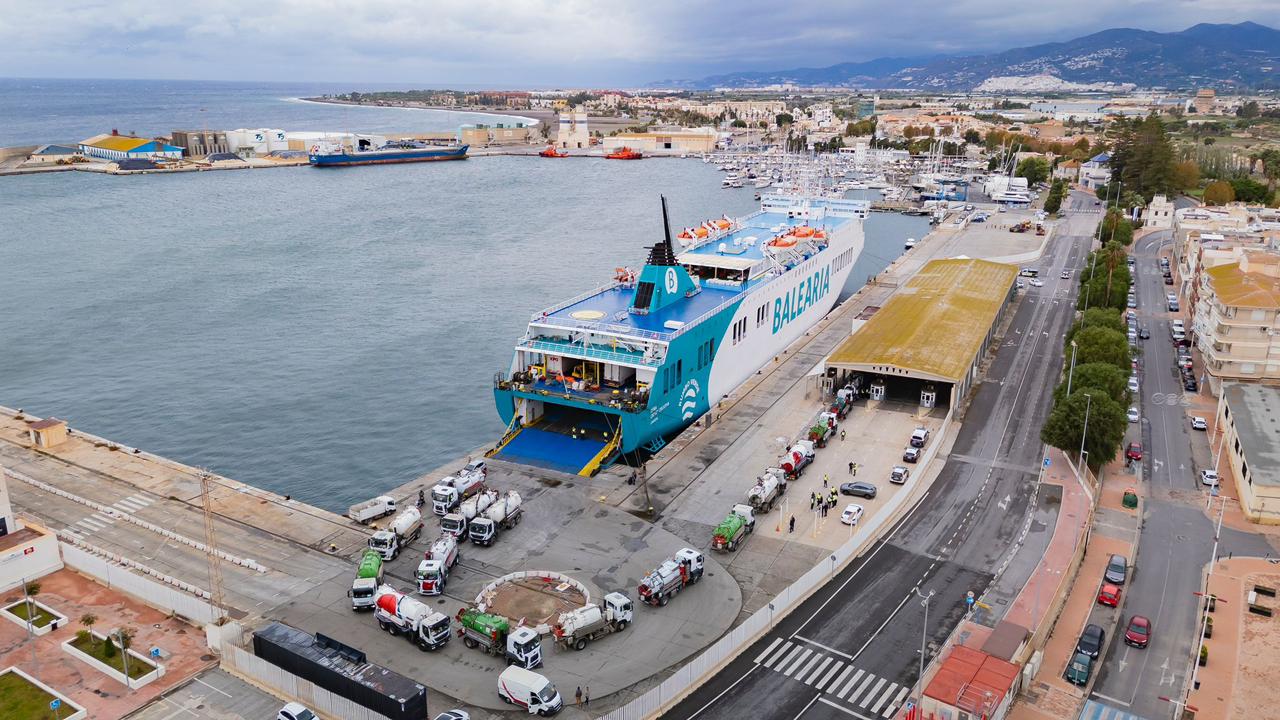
[668,294,745,340]
[532,281,623,320]
[532,315,674,343]
[521,338,663,367]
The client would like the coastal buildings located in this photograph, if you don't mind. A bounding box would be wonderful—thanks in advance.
[1079,153,1112,190]
[557,107,589,149]
[602,129,718,154]
[171,130,230,157]
[226,128,288,157]
[78,133,183,161]
[1216,383,1280,523]
[1193,88,1217,114]
[1143,194,1176,229]
[458,123,533,146]
[23,144,81,165]
[1193,251,1280,386]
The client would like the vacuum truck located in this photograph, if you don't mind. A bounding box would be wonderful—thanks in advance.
[456,607,543,668]
[373,585,451,651]
[415,533,460,596]
[747,470,787,512]
[431,466,487,516]
[368,506,423,561]
[348,549,384,611]
[468,491,522,546]
[711,504,756,552]
[779,440,815,477]
[552,592,633,650]
[441,488,498,539]
[637,548,705,606]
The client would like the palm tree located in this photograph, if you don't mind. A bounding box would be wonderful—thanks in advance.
[23,581,40,615]
[1100,241,1127,307]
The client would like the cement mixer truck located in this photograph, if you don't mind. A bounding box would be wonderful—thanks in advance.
[348,549,385,611]
[747,470,787,512]
[779,440,816,477]
[637,548,704,606]
[431,464,487,516]
[456,608,543,668]
[373,585,451,651]
[711,504,756,552]
[469,491,522,547]
[369,506,423,561]
[552,592,633,651]
[415,534,460,596]
[441,488,498,539]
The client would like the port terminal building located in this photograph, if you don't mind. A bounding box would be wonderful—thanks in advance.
[824,258,1018,410]
[601,129,720,154]
[78,133,183,161]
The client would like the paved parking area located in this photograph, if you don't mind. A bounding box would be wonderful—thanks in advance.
[130,668,283,720]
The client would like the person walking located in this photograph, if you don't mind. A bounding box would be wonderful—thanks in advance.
[575,687,583,705]
[852,462,858,476]
[823,473,829,489]
[840,428,846,442]
[584,687,590,707]
[848,460,854,475]
[789,515,796,533]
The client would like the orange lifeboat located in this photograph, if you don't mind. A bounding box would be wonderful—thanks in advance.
[539,145,569,158]
[694,227,710,239]
[714,219,732,230]
[768,234,799,248]
[606,146,644,160]
[792,226,816,238]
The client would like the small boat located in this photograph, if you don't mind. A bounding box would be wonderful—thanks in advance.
[606,147,643,160]
[539,145,569,158]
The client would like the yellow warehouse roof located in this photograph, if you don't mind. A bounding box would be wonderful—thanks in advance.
[1206,263,1280,309]
[827,258,1019,382]
[82,135,150,152]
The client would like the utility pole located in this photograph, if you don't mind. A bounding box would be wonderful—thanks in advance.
[912,588,935,706]
[199,470,228,625]
[1079,393,1093,465]
[1066,341,1079,395]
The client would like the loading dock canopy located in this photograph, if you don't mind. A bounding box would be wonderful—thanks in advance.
[826,258,1018,382]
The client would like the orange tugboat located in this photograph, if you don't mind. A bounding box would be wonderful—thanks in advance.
[539,145,569,158]
[605,146,643,160]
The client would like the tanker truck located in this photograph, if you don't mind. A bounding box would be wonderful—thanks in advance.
[807,411,839,447]
[711,504,756,552]
[468,491,522,546]
[552,592,633,651]
[431,466,487,516]
[456,607,543,668]
[779,440,816,477]
[637,548,705,607]
[368,506,423,561]
[747,470,787,512]
[348,548,384,611]
[373,585,451,651]
[415,533,460,595]
[441,488,498,539]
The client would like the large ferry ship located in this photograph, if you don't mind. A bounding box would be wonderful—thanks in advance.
[491,194,867,476]
[308,140,468,167]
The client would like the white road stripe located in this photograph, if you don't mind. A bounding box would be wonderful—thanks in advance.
[77,517,105,530]
[883,687,910,718]
[794,634,855,660]
[813,660,844,690]
[93,513,116,524]
[826,666,855,696]
[129,494,154,506]
[805,657,834,686]
[869,682,898,714]
[754,637,784,664]
[768,644,800,670]
[837,669,866,700]
[857,678,887,708]
[114,500,142,512]
[794,654,823,682]
[817,697,877,720]
[782,648,813,677]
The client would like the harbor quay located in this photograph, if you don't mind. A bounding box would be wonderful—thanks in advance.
[2,205,1050,718]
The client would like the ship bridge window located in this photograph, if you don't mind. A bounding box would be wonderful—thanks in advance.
[634,281,656,311]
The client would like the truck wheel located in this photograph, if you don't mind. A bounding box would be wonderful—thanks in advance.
[378,620,388,631]
[728,540,736,551]
[616,620,628,632]
[500,693,512,704]
[464,636,478,649]
[659,594,669,607]
[574,639,587,651]
[386,624,397,636]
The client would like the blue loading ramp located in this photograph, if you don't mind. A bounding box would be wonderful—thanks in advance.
[494,426,606,475]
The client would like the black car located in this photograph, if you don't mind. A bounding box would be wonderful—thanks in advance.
[1164,276,1174,285]
[1104,554,1128,585]
[1138,328,1150,339]
[1185,378,1199,392]
[839,482,878,499]
[1077,623,1106,659]
[902,447,921,463]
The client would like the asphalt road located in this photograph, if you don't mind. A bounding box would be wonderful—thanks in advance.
[1086,227,1275,720]
[662,196,1097,720]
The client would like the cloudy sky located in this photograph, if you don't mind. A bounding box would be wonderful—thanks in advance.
[1,0,1277,86]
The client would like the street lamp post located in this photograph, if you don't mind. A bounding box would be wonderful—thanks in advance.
[1067,341,1079,395]
[1079,393,1093,466]
[912,587,935,704]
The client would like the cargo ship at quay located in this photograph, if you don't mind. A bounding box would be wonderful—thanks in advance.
[308,140,469,166]
[491,194,867,476]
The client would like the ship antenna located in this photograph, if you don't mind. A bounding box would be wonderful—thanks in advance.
[661,195,674,253]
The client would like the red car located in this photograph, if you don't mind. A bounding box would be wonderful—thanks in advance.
[1098,583,1122,607]
[1126,442,1143,462]
[1124,615,1152,648]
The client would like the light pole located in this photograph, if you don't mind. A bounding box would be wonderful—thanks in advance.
[1079,393,1093,466]
[912,587,935,702]
[1067,340,1079,395]
[116,628,131,689]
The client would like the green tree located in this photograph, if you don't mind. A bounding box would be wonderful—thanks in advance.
[1016,156,1050,186]
[1100,209,1134,246]
[1040,390,1129,466]
[1172,161,1200,191]
[1054,362,1128,406]
[1259,149,1280,193]
[1203,180,1235,205]
[963,128,982,144]
[1230,177,1270,204]
[1044,179,1066,214]
[1066,307,1126,346]
[775,113,794,127]
[1072,326,1131,373]
[1237,100,1261,119]
[731,119,747,128]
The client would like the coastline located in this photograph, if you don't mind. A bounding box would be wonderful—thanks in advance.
[294,96,541,127]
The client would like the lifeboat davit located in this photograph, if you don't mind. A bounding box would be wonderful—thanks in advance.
[606,146,644,160]
[539,145,569,158]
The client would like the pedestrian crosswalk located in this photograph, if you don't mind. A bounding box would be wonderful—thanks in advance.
[1080,699,1150,720]
[755,638,909,718]
[62,493,156,540]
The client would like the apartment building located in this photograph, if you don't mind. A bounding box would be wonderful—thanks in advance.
[1194,251,1280,387]
[1216,383,1280,524]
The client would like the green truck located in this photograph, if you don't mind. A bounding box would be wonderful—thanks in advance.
[711,504,756,552]
[456,608,543,668]
[348,549,384,611]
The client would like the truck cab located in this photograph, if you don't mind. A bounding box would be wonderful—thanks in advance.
[349,577,378,610]
[441,513,467,538]
[368,530,399,560]
[508,626,543,668]
[603,591,634,625]
[416,559,449,595]
[468,518,496,545]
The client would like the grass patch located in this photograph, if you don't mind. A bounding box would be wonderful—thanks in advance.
[69,633,154,679]
[0,672,61,720]
[4,601,56,628]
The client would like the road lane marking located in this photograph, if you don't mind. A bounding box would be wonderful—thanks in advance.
[795,635,854,659]
[836,669,866,699]
[782,648,813,676]
[1091,693,1131,707]
[803,657,833,685]
[827,666,855,696]
[680,664,762,720]
[812,659,843,689]
[792,693,822,720]
[767,643,800,669]
[869,682,898,714]
[884,687,910,718]
[193,676,234,698]
[792,653,822,681]
[817,698,877,720]
[856,677,886,708]
[754,637,784,664]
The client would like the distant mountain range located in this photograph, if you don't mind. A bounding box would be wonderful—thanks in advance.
[659,22,1280,91]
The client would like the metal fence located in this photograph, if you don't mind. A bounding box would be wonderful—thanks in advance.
[603,409,954,720]
[60,541,217,625]
[223,645,392,720]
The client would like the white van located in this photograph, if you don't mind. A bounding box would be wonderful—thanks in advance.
[498,666,563,716]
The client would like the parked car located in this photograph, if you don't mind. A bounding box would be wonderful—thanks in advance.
[1097,583,1122,607]
[1126,310,1136,321]
[1127,406,1140,423]
[1104,554,1128,585]
[1139,327,1150,339]
[890,466,910,485]
[1124,615,1152,649]
[1029,278,1044,287]
[279,704,317,720]
[1065,652,1093,686]
[1185,377,1199,392]
[1127,376,1139,393]
[1164,275,1174,285]
[1125,442,1143,462]
[839,482,877,499]
[910,427,930,448]
[1127,296,1137,308]
[1077,624,1106,658]
[434,712,471,720]
[840,503,865,526]
[902,447,921,463]
[1201,469,1220,487]
[1191,417,1208,431]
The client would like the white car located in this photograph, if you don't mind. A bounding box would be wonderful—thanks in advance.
[840,503,865,526]
[1191,417,1208,431]
[434,712,472,720]
[279,704,317,720]
[1128,376,1139,393]
[1201,469,1220,487]
[1127,406,1140,423]
[1029,278,1044,287]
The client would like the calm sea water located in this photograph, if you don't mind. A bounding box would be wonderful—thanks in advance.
[0,78,532,147]
[1,89,928,511]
